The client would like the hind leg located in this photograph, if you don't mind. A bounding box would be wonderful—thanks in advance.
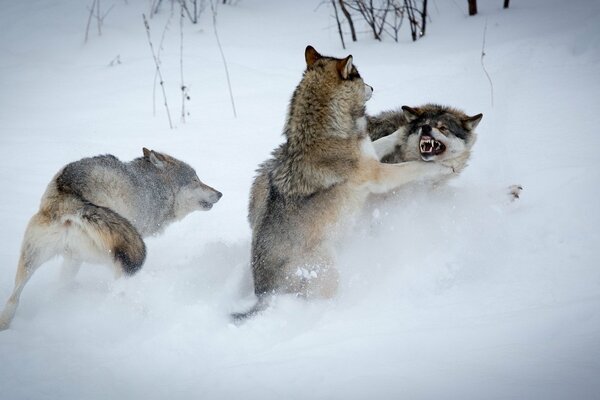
[0,215,58,330]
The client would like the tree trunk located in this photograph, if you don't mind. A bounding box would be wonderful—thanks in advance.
[468,0,477,16]
[503,0,510,9]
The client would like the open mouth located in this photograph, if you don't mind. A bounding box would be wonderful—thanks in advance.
[420,135,446,157]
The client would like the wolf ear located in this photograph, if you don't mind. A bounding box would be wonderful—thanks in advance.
[401,106,420,122]
[305,45,322,68]
[463,113,483,130]
[337,55,353,79]
[143,147,165,169]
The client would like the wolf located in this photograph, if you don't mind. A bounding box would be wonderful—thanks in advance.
[0,148,222,330]
[236,46,453,320]
[367,104,482,174]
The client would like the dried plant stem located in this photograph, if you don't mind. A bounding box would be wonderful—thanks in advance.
[143,14,173,129]
[179,3,188,122]
[210,0,237,118]
[481,18,494,107]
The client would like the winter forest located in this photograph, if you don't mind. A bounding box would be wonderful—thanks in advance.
[0,0,599,399]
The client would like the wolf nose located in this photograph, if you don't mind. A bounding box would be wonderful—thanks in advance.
[421,124,432,135]
[215,191,223,200]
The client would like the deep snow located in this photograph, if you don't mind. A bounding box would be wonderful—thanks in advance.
[0,0,599,399]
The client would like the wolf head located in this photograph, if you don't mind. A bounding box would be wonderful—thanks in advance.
[401,104,482,167]
[142,148,222,219]
[286,46,373,139]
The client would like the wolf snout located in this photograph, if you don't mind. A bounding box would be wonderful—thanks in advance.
[212,190,223,202]
[421,124,432,135]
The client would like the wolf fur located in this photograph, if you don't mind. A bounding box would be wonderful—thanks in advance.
[237,46,452,320]
[368,104,482,174]
[0,148,222,330]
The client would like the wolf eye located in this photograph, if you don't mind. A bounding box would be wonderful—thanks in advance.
[439,126,448,133]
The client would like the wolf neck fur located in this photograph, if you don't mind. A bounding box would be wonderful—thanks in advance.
[270,74,365,198]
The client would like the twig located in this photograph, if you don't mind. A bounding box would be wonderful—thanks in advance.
[480,18,494,107]
[143,14,173,129]
[210,0,237,118]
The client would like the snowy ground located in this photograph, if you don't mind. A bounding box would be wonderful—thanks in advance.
[1,0,599,399]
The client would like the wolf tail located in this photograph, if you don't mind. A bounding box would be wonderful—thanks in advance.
[75,202,146,275]
[231,296,271,324]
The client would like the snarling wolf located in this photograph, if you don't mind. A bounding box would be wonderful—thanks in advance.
[236,46,452,320]
[0,148,222,330]
[367,104,482,174]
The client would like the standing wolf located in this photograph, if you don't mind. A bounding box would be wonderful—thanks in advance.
[237,46,452,319]
[0,148,222,330]
[367,104,482,172]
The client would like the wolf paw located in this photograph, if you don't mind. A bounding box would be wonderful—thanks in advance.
[508,184,523,201]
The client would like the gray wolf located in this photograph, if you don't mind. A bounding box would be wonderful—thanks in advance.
[367,104,482,174]
[367,106,523,200]
[0,148,222,330]
[236,46,452,320]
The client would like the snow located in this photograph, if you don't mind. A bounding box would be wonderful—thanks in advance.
[1,0,599,398]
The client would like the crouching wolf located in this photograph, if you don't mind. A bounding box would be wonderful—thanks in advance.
[367,104,482,174]
[0,148,222,330]
[235,46,453,320]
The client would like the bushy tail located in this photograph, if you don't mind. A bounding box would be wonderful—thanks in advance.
[77,202,146,275]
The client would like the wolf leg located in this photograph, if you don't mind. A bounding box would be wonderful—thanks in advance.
[371,129,401,160]
[0,215,59,330]
[368,160,453,194]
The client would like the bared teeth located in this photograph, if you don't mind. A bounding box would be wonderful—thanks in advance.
[420,136,445,155]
